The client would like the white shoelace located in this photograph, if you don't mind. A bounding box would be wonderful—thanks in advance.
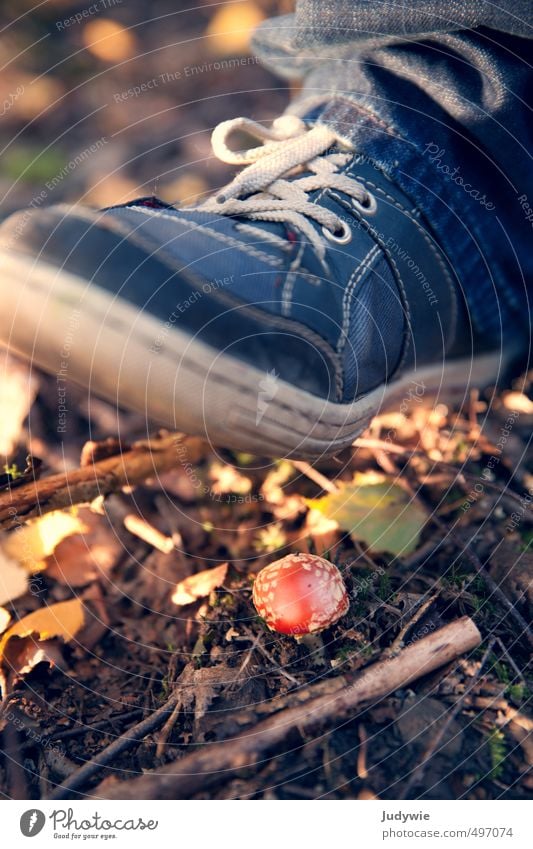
[198,115,373,268]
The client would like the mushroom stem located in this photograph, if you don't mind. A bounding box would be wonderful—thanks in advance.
[297,633,327,665]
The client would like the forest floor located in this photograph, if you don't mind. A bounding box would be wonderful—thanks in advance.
[0,0,531,801]
[0,360,531,800]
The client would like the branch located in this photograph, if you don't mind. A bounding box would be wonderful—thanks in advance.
[66,616,481,800]
[0,433,199,530]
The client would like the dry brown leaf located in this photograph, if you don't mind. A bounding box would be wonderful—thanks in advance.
[45,509,122,586]
[0,607,10,635]
[172,563,228,606]
[2,508,121,586]
[2,510,88,572]
[83,19,137,63]
[0,599,85,695]
[206,2,265,56]
[0,548,28,605]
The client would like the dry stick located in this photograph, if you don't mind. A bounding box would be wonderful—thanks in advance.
[384,592,439,658]
[87,617,481,800]
[49,710,144,743]
[0,433,191,530]
[46,690,182,801]
[291,460,339,494]
[1,433,527,532]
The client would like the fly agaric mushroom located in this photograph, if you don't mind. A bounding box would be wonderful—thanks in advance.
[252,552,349,636]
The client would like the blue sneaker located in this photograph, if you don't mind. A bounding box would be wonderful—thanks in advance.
[0,115,508,457]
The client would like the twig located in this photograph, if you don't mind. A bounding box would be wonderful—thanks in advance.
[0,433,200,530]
[53,710,144,742]
[357,724,369,779]
[123,513,175,553]
[384,592,439,657]
[401,534,445,569]
[241,626,300,685]
[92,617,481,800]
[292,460,339,494]
[47,690,182,800]
[353,438,530,511]
[155,699,183,760]
[494,638,527,684]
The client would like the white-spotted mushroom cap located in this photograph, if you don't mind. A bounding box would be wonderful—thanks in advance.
[252,552,349,636]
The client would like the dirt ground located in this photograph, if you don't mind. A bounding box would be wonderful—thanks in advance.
[0,0,531,801]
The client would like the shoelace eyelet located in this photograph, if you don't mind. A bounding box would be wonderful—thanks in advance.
[322,221,352,245]
[352,192,377,215]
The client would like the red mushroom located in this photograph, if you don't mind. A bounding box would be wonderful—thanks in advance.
[252,552,349,636]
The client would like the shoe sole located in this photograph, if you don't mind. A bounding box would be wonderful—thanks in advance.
[0,252,508,459]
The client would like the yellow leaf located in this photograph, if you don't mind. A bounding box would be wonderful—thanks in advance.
[2,510,89,573]
[172,563,228,606]
[306,474,428,555]
[0,599,86,696]
[83,19,136,63]
[0,598,85,656]
[206,2,265,56]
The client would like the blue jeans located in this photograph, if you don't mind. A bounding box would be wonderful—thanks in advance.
[253,1,532,349]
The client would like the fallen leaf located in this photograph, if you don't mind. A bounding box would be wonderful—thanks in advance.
[0,599,85,695]
[206,2,265,56]
[306,474,428,555]
[2,508,120,586]
[209,462,252,495]
[172,563,228,606]
[0,599,85,652]
[0,607,10,635]
[0,549,28,605]
[2,510,88,572]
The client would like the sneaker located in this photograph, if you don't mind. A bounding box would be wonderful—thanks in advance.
[0,115,507,458]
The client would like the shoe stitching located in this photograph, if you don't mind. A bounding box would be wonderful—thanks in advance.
[122,208,345,396]
[328,190,413,375]
[337,244,381,355]
[354,178,459,351]
[127,205,285,269]
[236,222,292,252]
[113,210,343,399]
[281,241,305,318]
